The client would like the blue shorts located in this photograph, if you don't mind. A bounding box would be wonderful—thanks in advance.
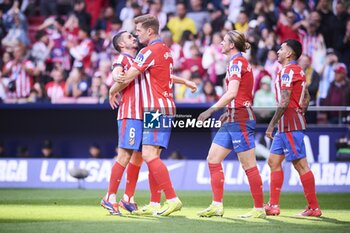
[143,115,172,149]
[118,119,143,152]
[213,120,256,153]
[270,131,306,161]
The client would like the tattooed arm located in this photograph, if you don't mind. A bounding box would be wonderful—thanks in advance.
[302,88,310,115]
[266,89,292,139]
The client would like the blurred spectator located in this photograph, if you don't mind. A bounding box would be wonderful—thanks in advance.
[324,63,350,124]
[187,0,209,33]
[0,142,6,157]
[275,10,300,43]
[207,3,226,33]
[72,0,92,30]
[167,1,197,43]
[31,30,53,71]
[253,75,276,123]
[41,139,54,158]
[316,0,336,48]
[234,11,249,34]
[179,30,197,59]
[202,32,227,86]
[198,22,212,50]
[180,45,206,79]
[339,18,350,74]
[94,6,116,33]
[98,83,109,104]
[168,150,185,160]
[40,0,57,17]
[64,66,90,98]
[120,1,142,32]
[45,63,66,103]
[2,44,34,99]
[0,9,7,42]
[149,0,167,31]
[264,49,281,82]
[201,80,219,103]
[2,10,29,47]
[89,143,102,158]
[67,24,94,75]
[318,48,338,105]
[17,145,29,158]
[299,11,327,73]
[299,54,320,123]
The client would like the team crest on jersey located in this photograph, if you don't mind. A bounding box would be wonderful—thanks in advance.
[230,64,241,76]
[135,53,144,66]
[129,138,135,146]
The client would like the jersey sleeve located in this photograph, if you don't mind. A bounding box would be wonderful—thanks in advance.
[280,67,295,90]
[227,60,243,82]
[111,54,124,71]
[133,47,154,73]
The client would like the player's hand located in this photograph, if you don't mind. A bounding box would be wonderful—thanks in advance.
[265,125,274,140]
[219,112,228,124]
[185,80,197,93]
[198,109,212,122]
[109,93,119,109]
[115,72,125,83]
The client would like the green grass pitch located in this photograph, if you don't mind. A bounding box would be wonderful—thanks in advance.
[0,189,349,233]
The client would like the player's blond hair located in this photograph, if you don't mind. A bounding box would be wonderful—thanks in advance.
[134,14,159,34]
[227,30,251,53]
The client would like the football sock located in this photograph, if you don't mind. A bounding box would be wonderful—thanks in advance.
[149,169,161,203]
[300,170,319,209]
[270,170,284,205]
[146,158,177,200]
[124,162,141,201]
[245,166,264,208]
[107,161,125,199]
[208,163,224,202]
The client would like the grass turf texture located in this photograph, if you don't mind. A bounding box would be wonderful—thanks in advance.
[0,189,349,233]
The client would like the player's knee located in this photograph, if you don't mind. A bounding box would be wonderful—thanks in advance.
[130,152,143,166]
[207,153,220,164]
[116,154,131,167]
[267,157,281,171]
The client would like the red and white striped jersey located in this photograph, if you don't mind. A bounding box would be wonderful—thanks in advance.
[132,40,176,116]
[225,52,255,122]
[4,60,34,98]
[45,81,65,103]
[275,61,307,132]
[112,53,143,120]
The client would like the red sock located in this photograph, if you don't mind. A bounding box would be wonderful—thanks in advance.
[270,170,284,205]
[300,170,319,209]
[107,161,125,198]
[245,166,264,208]
[208,163,224,202]
[146,158,176,199]
[124,162,141,201]
[149,171,161,203]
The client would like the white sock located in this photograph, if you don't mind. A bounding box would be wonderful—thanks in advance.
[211,201,222,206]
[167,197,178,203]
[150,202,160,206]
[255,207,264,211]
[108,194,116,203]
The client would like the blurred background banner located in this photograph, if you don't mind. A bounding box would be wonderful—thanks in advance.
[1,159,349,192]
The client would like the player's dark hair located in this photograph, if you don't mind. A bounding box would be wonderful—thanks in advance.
[134,14,159,34]
[227,30,250,53]
[284,39,302,60]
[112,31,127,52]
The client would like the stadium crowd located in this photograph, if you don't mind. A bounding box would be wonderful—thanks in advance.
[0,0,349,124]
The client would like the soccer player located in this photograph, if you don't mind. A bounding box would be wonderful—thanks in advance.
[265,39,322,217]
[197,30,265,218]
[100,31,144,216]
[116,14,183,216]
